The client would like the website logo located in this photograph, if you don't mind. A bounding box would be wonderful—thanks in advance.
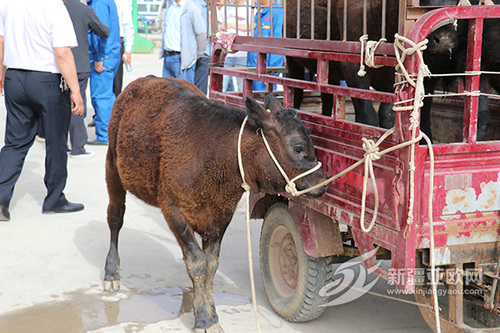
[319,247,381,307]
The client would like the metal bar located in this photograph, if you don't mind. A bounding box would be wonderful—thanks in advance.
[211,69,398,103]
[334,95,346,121]
[231,43,397,67]
[235,0,239,35]
[210,0,218,39]
[296,0,300,39]
[317,59,328,85]
[257,52,267,75]
[206,0,211,55]
[247,1,251,36]
[448,264,465,326]
[224,0,228,32]
[327,0,332,40]
[343,0,347,41]
[463,18,484,144]
[257,1,261,37]
[269,1,274,37]
[382,0,387,39]
[311,0,315,40]
[231,36,397,59]
[283,0,287,38]
[398,0,407,35]
[283,85,294,108]
[363,0,367,36]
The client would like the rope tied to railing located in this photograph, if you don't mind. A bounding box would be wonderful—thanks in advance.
[358,34,387,77]
[393,33,440,333]
[236,32,439,333]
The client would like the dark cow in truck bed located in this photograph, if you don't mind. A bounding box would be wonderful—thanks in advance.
[286,0,457,140]
[102,76,327,333]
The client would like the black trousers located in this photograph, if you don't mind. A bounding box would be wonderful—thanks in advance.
[113,38,125,97]
[0,69,71,211]
[69,73,89,155]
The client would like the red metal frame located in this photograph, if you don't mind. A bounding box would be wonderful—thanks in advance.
[209,5,500,298]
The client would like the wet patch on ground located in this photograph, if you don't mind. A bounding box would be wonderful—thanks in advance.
[0,287,250,333]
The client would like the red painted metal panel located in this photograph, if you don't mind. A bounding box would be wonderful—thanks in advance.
[211,5,500,294]
[463,18,483,143]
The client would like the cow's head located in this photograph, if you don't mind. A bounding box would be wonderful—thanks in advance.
[426,21,457,58]
[245,94,328,198]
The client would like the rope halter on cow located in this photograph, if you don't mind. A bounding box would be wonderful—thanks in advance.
[237,114,323,196]
[236,114,323,333]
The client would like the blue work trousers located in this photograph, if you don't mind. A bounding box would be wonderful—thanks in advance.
[90,57,119,144]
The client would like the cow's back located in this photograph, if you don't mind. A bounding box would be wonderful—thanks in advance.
[108,77,207,205]
[107,76,244,210]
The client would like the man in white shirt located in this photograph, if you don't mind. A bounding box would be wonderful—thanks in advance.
[160,0,206,84]
[113,0,134,96]
[0,0,85,221]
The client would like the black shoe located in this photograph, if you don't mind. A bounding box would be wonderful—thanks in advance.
[87,140,108,146]
[42,202,84,214]
[0,203,10,221]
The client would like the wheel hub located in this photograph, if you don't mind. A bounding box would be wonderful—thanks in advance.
[279,233,298,290]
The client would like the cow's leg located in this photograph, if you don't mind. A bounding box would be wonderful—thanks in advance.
[378,103,396,129]
[477,77,492,141]
[321,93,334,117]
[477,95,490,141]
[199,226,230,333]
[341,62,379,126]
[163,208,222,332]
[286,57,305,109]
[104,150,126,291]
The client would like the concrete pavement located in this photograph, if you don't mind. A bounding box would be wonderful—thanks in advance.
[0,47,432,333]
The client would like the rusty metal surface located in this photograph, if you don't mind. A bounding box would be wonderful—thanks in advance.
[421,243,500,266]
[288,201,344,257]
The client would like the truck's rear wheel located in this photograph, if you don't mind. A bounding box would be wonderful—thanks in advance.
[259,202,333,322]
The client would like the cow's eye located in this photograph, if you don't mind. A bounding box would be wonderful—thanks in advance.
[294,146,304,154]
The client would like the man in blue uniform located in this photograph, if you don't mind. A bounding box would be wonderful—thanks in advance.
[87,0,121,145]
[246,0,284,91]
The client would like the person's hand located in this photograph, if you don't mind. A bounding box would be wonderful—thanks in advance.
[123,52,132,65]
[70,92,84,116]
[94,61,105,73]
[0,76,4,95]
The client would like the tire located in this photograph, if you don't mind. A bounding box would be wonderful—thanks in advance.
[259,202,333,322]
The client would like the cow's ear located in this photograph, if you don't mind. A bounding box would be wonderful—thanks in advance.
[245,96,272,130]
[264,94,283,112]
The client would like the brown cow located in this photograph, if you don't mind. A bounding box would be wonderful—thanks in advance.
[103,76,327,332]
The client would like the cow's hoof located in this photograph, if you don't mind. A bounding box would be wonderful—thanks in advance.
[103,279,120,291]
[206,323,224,333]
[194,323,224,333]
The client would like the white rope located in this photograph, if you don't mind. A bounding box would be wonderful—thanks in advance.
[237,116,262,333]
[258,129,323,196]
[394,33,440,333]
[358,35,387,77]
[237,30,440,327]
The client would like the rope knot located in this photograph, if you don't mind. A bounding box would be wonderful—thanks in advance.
[362,138,381,161]
[241,183,251,192]
[359,35,386,77]
[285,183,298,196]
